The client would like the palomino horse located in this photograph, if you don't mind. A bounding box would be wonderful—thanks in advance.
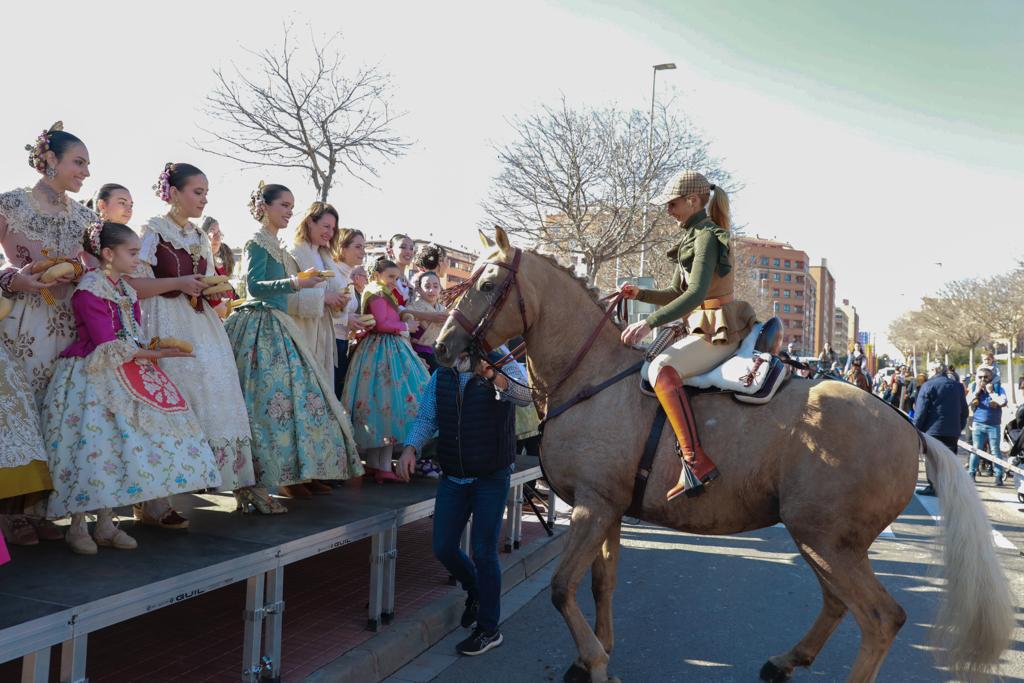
[434,228,1013,683]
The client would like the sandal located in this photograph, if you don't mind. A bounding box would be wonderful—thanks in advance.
[94,510,137,550]
[132,504,190,530]
[235,487,288,515]
[1,514,39,546]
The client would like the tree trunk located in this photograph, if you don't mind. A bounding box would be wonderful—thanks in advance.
[1008,335,1016,405]
[969,347,975,375]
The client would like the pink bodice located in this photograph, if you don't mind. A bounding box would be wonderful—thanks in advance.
[61,288,142,358]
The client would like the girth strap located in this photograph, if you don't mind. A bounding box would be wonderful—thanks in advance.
[626,406,667,518]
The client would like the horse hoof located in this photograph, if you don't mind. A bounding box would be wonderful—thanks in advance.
[759,660,792,682]
[564,663,590,683]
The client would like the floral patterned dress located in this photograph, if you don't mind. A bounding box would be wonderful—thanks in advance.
[43,271,221,517]
[0,187,95,497]
[135,216,256,490]
[0,320,48,498]
[224,229,362,488]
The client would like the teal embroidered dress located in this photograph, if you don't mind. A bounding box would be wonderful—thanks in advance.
[224,229,362,488]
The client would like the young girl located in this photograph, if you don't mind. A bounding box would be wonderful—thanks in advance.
[342,258,429,483]
[224,182,362,511]
[128,163,256,528]
[43,222,221,554]
[406,271,446,372]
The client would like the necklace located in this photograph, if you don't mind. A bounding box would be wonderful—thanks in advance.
[108,277,142,347]
[34,180,68,208]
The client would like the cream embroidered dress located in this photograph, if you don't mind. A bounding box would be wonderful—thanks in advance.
[288,241,339,375]
[44,272,221,517]
[0,188,95,497]
[135,216,255,490]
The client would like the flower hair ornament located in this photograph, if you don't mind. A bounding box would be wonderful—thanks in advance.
[153,162,173,202]
[25,121,64,176]
[87,220,104,257]
[248,180,267,221]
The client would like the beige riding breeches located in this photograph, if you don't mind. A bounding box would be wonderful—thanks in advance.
[646,333,739,386]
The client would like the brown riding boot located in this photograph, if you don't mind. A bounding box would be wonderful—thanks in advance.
[653,366,720,500]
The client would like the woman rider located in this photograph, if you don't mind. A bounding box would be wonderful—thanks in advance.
[619,171,756,500]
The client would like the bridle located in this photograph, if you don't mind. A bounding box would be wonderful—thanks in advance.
[443,247,628,401]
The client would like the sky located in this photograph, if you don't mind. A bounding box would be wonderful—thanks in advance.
[1,0,1021,350]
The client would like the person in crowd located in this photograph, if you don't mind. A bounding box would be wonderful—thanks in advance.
[289,202,349,381]
[980,352,1002,385]
[342,257,429,483]
[224,182,362,508]
[913,361,969,496]
[887,365,906,408]
[397,348,531,656]
[618,171,757,499]
[843,341,867,375]
[946,363,960,383]
[413,241,449,281]
[201,216,237,309]
[350,265,368,297]
[83,183,134,270]
[127,162,256,528]
[905,371,925,415]
[0,122,95,546]
[406,271,446,372]
[844,356,871,392]
[967,366,1008,485]
[817,342,837,370]
[44,222,221,554]
[385,233,416,304]
[329,228,370,397]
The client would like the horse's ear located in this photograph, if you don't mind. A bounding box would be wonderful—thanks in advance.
[494,226,511,254]
[478,229,495,249]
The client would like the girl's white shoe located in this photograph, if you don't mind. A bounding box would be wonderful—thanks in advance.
[66,513,97,555]
[93,509,137,550]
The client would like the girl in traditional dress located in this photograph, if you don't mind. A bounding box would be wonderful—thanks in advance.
[330,228,370,398]
[343,258,429,483]
[0,122,94,545]
[201,216,237,313]
[127,163,255,528]
[225,182,362,511]
[406,271,446,373]
[386,234,416,304]
[44,222,221,554]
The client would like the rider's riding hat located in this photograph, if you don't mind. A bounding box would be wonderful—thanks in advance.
[651,170,715,205]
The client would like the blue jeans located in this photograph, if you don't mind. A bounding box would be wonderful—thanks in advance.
[334,339,349,400]
[970,423,1004,480]
[432,467,511,633]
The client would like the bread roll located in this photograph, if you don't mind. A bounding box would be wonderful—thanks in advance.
[202,275,230,286]
[202,283,234,296]
[0,296,12,321]
[40,262,76,283]
[148,337,194,353]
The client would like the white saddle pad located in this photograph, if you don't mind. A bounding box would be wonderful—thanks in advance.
[682,323,771,395]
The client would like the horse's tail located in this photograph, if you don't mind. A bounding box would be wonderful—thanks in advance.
[922,432,1013,679]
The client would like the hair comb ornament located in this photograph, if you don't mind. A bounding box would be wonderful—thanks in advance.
[25,121,64,173]
[248,180,267,221]
[153,163,173,202]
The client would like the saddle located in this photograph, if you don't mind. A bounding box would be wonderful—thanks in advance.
[642,317,791,405]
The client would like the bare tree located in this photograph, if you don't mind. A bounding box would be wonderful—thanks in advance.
[195,23,410,201]
[917,277,988,372]
[483,97,732,286]
[972,269,1024,397]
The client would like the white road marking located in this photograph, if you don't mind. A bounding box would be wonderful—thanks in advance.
[915,491,1016,550]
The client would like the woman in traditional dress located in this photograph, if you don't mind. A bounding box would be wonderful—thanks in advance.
[406,270,446,373]
[126,163,255,528]
[224,182,362,511]
[331,228,370,397]
[201,216,237,312]
[0,122,94,545]
[619,171,757,500]
[342,257,430,483]
[44,222,221,554]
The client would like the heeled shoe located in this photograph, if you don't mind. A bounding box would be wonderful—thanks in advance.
[132,503,190,530]
[235,487,288,515]
[28,517,66,541]
[279,484,312,499]
[306,480,333,495]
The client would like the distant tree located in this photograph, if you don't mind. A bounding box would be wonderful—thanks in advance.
[195,23,409,201]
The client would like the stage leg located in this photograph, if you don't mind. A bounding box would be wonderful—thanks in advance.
[382,525,398,624]
[262,567,284,682]
[242,573,266,682]
[59,635,87,683]
[547,484,557,526]
[367,530,386,631]
[512,483,524,550]
[21,648,50,683]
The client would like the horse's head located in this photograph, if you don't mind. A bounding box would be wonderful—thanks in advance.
[435,227,529,367]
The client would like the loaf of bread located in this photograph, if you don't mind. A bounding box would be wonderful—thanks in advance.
[40,262,77,283]
[202,283,234,296]
[0,296,12,321]
[147,337,194,353]
[202,275,230,286]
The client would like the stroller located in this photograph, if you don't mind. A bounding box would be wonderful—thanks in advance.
[1002,402,1024,503]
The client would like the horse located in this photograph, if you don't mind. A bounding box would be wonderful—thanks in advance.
[433,227,1013,683]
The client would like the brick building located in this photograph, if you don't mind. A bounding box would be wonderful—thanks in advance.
[809,259,836,355]
[733,237,817,356]
[836,298,859,351]
[365,238,478,289]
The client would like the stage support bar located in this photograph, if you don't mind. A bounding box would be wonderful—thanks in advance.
[59,635,87,683]
[21,648,50,683]
[382,526,398,624]
[262,568,284,682]
[242,573,266,682]
[367,531,387,631]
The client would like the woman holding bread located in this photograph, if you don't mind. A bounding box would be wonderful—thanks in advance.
[43,221,221,554]
[126,162,256,527]
[0,122,94,546]
[224,182,362,512]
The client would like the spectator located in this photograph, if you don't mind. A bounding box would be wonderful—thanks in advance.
[843,342,868,375]
[413,242,449,281]
[818,342,836,370]
[385,234,416,304]
[406,271,446,373]
[397,348,531,656]
[913,362,969,496]
[201,216,237,317]
[350,266,368,298]
[844,357,871,392]
[979,352,1002,385]
[967,366,1008,485]
[946,363,960,383]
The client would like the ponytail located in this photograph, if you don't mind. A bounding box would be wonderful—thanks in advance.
[708,185,730,231]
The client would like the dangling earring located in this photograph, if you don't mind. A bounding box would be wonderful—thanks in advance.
[45,166,57,179]
[103,259,113,277]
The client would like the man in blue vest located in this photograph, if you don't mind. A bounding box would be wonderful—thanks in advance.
[398,348,531,656]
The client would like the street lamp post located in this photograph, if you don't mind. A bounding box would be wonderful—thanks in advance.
[639,62,676,279]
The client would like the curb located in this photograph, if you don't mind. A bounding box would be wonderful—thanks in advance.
[305,526,567,682]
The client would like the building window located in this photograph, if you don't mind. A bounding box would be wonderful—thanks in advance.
[795,305,803,313]
[772,258,780,267]
[772,289,780,297]
[795,291,803,298]
[782,319,790,327]
[783,304,791,313]
[796,275,804,284]
[773,273,780,282]
[760,256,769,265]
[784,259,791,268]
[796,260,804,269]
[783,290,791,298]
[749,255,756,265]
[448,275,465,284]
[784,274,792,282]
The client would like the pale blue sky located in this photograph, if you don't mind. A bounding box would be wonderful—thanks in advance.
[1,0,1020,346]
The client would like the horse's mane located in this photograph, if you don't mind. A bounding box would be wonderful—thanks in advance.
[527,249,625,331]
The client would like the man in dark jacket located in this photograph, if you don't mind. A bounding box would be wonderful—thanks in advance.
[913,361,969,495]
[398,348,531,656]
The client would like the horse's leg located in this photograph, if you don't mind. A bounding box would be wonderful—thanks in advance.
[591,521,622,656]
[553,502,621,683]
[760,548,848,682]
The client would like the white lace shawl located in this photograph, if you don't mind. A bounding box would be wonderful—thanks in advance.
[0,187,96,257]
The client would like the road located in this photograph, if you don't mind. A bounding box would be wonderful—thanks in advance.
[390,465,1024,682]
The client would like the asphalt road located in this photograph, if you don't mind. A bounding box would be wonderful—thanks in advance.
[393,465,1024,682]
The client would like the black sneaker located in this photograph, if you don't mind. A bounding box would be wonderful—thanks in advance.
[916,484,936,496]
[460,597,479,628]
[456,628,503,656]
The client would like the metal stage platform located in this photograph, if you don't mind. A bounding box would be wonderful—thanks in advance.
[0,460,547,683]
